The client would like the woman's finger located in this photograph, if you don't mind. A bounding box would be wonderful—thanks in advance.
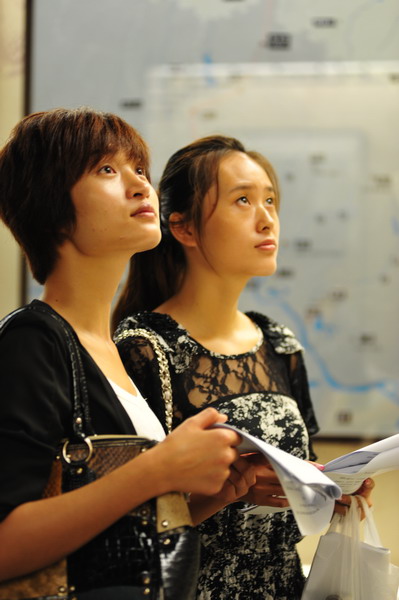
[228,462,256,491]
[355,478,375,506]
[243,483,289,507]
[333,479,375,518]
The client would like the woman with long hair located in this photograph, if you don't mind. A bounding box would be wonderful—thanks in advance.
[114,135,374,600]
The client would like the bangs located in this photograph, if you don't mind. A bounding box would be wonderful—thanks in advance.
[191,149,234,232]
[246,150,280,210]
[83,112,150,175]
[37,108,151,187]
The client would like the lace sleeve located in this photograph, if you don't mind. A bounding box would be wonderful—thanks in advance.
[287,351,319,461]
[116,333,169,433]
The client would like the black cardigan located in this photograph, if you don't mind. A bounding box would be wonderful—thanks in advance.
[0,300,136,520]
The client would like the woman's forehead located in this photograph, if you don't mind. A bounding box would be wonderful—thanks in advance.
[218,152,273,189]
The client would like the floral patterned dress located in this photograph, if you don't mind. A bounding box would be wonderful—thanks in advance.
[115,311,318,600]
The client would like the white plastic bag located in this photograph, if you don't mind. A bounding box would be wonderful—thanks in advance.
[302,496,399,600]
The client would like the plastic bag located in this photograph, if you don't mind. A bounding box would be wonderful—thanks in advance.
[302,496,399,600]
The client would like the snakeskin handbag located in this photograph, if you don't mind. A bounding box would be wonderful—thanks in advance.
[0,304,200,600]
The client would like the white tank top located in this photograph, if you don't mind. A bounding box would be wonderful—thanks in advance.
[107,378,166,442]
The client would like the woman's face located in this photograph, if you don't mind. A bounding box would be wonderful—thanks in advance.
[198,151,279,281]
[68,151,161,258]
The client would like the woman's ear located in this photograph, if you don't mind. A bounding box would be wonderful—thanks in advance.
[169,212,198,248]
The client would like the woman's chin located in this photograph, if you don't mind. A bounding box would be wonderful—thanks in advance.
[253,263,278,278]
[135,230,162,253]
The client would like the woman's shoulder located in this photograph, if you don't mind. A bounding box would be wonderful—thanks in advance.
[115,311,187,342]
[0,301,74,398]
[116,310,169,329]
[246,310,304,355]
[115,311,199,371]
[0,300,69,351]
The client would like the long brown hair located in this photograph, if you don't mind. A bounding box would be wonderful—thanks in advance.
[112,135,280,330]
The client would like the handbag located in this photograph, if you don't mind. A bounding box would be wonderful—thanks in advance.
[0,303,200,600]
[302,495,399,600]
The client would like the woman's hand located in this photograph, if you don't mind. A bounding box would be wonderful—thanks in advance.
[188,455,257,524]
[334,478,375,517]
[152,408,241,497]
[238,454,289,509]
[212,456,257,505]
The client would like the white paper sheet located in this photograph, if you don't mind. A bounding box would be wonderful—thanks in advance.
[214,424,342,535]
[323,433,399,493]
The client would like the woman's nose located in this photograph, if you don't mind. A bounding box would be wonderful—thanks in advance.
[256,205,275,231]
[127,173,151,199]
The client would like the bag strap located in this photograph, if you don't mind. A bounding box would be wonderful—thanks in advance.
[0,302,94,440]
[357,495,383,547]
[330,495,384,548]
[114,328,173,433]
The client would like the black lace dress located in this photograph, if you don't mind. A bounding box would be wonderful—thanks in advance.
[115,311,319,600]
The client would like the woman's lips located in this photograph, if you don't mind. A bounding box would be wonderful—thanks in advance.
[255,239,277,250]
[131,203,156,217]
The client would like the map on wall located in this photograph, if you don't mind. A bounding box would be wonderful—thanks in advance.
[29,0,399,436]
[143,62,399,438]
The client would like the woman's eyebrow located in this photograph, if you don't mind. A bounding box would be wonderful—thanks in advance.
[228,182,275,194]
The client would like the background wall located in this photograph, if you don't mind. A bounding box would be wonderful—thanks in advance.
[0,0,398,567]
[27,0,399,439]
[0,0,25,316]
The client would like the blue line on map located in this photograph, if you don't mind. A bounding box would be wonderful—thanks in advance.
[265,287,390,395]
[313,315,335,335]
[202,53,216,86]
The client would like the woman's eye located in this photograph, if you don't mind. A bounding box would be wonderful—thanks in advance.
[136,167,146,176]
[237,196,249,205]
[98,165,115,174]
[265,197,275,205]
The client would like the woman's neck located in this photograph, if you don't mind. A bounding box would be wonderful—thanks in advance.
[155,270,259,354]
[42,253,126,339]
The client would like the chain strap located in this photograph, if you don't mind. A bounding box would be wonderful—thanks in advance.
[115,328,173,433]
